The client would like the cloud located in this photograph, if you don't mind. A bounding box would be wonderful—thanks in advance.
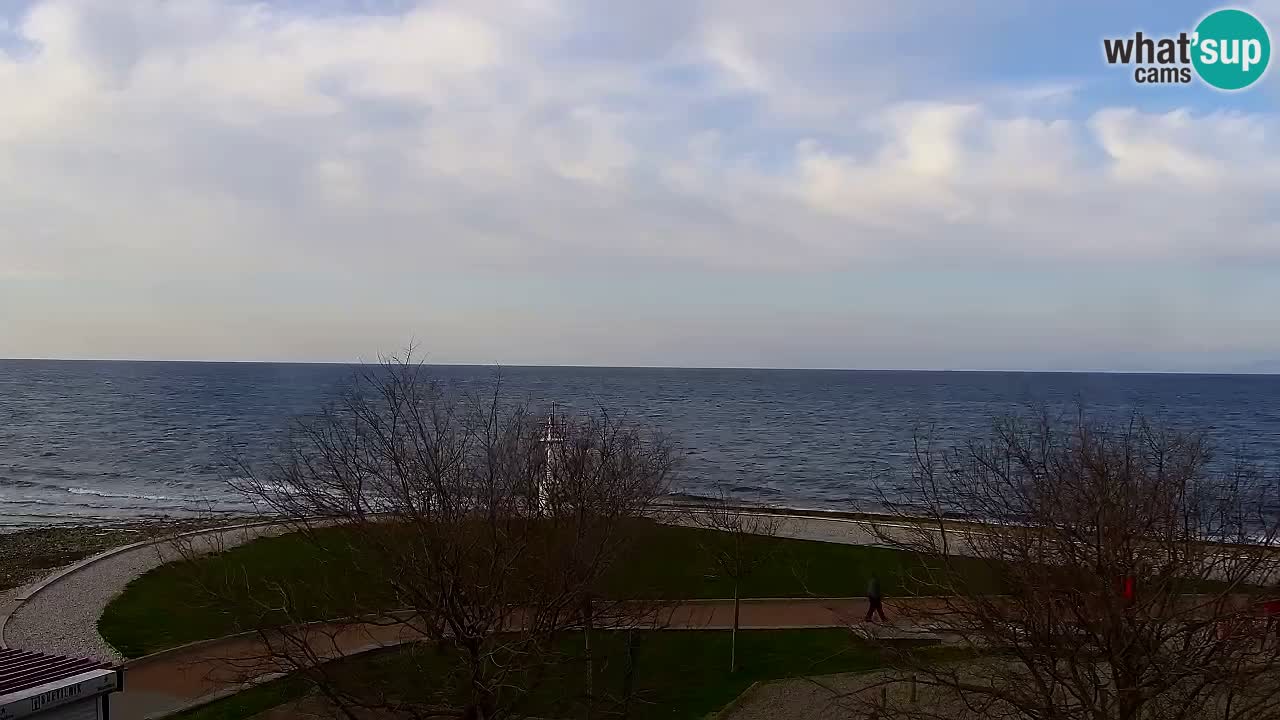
[772,102,1280,262]
[2,0,1275,286]
[0,0,1278,366]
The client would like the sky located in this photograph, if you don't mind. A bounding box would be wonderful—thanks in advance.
[1,0,1279,372]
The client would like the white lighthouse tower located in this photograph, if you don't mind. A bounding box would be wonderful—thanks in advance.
[536,408,564,515]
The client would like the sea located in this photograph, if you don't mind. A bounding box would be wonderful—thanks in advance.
[1,360,1278,530]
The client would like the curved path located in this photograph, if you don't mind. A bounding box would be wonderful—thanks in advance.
[1,521,292,660]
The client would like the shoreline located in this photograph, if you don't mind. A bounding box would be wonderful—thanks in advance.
[0,516,259,596]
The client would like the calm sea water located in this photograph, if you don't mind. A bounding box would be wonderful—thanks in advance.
[1,360,1278,529]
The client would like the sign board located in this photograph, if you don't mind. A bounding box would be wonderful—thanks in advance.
[0,670,118,720]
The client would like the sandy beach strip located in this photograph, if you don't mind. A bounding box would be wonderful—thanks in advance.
[0,518,243,595]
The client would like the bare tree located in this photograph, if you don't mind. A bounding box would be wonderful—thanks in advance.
[690,489,782,672]
[846,409,1280,720]
[190,356,677,720]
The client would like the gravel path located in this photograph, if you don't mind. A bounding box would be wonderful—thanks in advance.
[3,523,288,661]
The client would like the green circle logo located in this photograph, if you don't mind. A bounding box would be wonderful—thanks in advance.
[1192,9,1271,90]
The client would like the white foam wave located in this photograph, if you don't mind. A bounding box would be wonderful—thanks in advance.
[66,487,189,502]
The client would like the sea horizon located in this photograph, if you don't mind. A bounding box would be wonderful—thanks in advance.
[2,357,1277,377]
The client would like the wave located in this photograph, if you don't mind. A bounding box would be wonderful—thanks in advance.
[0,478,49,490]
[0,507,246,533]
[0,496,241,513]
[664,491,719,504]
[0,473,88,491]
[64,487,256,508]
[66,487,197,502]
[730,484,781,495]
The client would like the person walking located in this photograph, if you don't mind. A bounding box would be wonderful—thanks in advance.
[865,573,888,622]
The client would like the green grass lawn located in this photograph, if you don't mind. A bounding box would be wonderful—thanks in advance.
[175,629,938,720]
[100,519,999,657]
[174,675,311,720]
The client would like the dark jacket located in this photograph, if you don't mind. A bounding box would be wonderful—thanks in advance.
[867,577,882,600]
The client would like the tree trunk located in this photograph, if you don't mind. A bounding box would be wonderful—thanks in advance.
[731,581,740,672]
[584,594,595,719]
[465,641,492,720]
[621,629,638,719]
